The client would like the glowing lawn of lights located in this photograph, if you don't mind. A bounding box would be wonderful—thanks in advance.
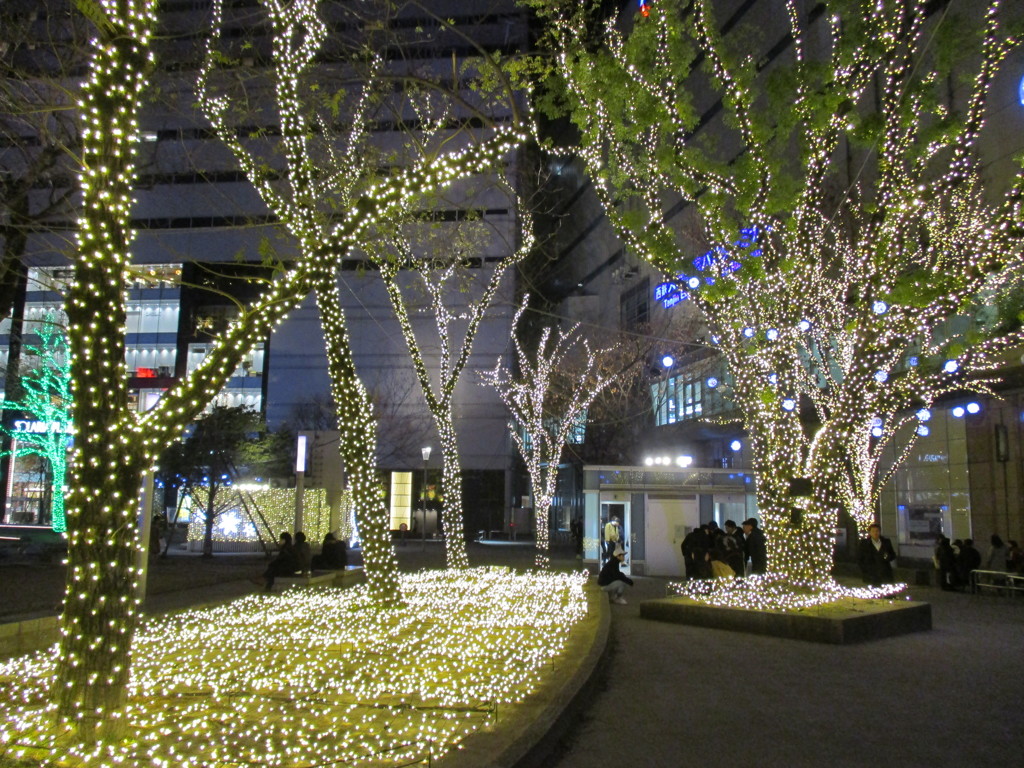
[0,568,588,767]
[670,574,906,612]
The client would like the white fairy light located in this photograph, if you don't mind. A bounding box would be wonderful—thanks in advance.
[527,0,1024,596]
[0,569,589,767]
[481,296,618,568]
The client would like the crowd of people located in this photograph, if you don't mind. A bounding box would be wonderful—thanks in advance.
[256,531,349,592]
[932,533,1023,591]
[679,518,767,580]
[599,513,1022,603]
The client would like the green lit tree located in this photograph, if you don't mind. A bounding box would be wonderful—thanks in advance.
[529,0,1024,600]
[0,313,72,532]
[481,296,618,567]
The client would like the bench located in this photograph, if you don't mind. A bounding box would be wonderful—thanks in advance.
[276,567,365,590]
[970,569,1024,597]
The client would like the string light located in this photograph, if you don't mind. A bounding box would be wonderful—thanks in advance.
[528,0,1024,597]
[182,488,350,545]
[670,572,906,611]
[0,569,589,767]
[369,196,536,570]
[481,297,617,569]
[54,0,530,732]
[0,312,73,533]
[198,0,529,596]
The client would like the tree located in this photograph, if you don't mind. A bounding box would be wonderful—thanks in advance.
[198,0,528,589]
[528,0,1024,597]
[481,296,617,567]
[370,190,535,569]
[42,0,524,735]
[54,0,334,734]
[0,312,72,532]
[156,405,262,557]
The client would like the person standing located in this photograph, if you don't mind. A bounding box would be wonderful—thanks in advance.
[858,523,897,586]
[570,516,584,560]
[933,536,959,591]
[958,538,982,585]
[598,545,634,604]
[742,518,768,575]
[724,519,745,552]
[986,534,1008,572]
[681,524,712,580]
[603,516,621,562]
[1007,540,1023,574]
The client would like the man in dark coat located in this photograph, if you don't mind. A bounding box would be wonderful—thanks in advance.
[858,523,897,586]
[957,538,982,584]
[742,518,768,575]
[598,546,634,604]
[724,519,745,552]
[681,524,712,579]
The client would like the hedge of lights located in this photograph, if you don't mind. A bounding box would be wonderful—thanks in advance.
[0,568,589,767]
[183,488,352,544]
[670,573,906,611]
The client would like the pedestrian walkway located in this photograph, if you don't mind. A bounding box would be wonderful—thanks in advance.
[546,575,1024,768]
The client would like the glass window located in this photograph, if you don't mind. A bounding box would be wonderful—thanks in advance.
[651,375,704,425]
[619,278,650,331]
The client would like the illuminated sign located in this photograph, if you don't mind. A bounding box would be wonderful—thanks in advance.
[13,420,73,434]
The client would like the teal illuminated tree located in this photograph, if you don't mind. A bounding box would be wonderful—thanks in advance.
[529,0,1024,600]
[0,313,72,533]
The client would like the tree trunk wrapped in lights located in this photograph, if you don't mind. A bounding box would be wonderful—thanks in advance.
[58,0,158,734]
[199,0,530,582]
[53,0,321,734]
[314,268,403,602]
[529,0,1024,595]
[482,297,617,569]
[371,192,535,570]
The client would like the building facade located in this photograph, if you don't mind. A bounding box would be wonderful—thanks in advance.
[0,0,532,537]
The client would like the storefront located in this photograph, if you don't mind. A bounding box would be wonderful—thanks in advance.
[581,463,757,577]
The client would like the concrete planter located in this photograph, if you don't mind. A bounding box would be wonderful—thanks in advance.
[640,596,932,644]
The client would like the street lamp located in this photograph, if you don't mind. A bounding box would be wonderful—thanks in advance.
[294,433,307,533]
[421,446,431,550]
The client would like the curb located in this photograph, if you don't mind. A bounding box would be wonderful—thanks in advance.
[436,582,612,768]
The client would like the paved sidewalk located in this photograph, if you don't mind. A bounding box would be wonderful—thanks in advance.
[547,576,1024,768]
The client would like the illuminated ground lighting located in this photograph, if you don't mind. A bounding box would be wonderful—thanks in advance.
[0,569,588,767]
[668,573,906,611]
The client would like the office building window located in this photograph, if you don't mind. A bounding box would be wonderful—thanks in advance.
[620,278,650,330]
[651,375,703,426]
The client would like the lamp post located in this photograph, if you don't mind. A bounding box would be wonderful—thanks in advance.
[294,433,307,533]
[421,446,431,550]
